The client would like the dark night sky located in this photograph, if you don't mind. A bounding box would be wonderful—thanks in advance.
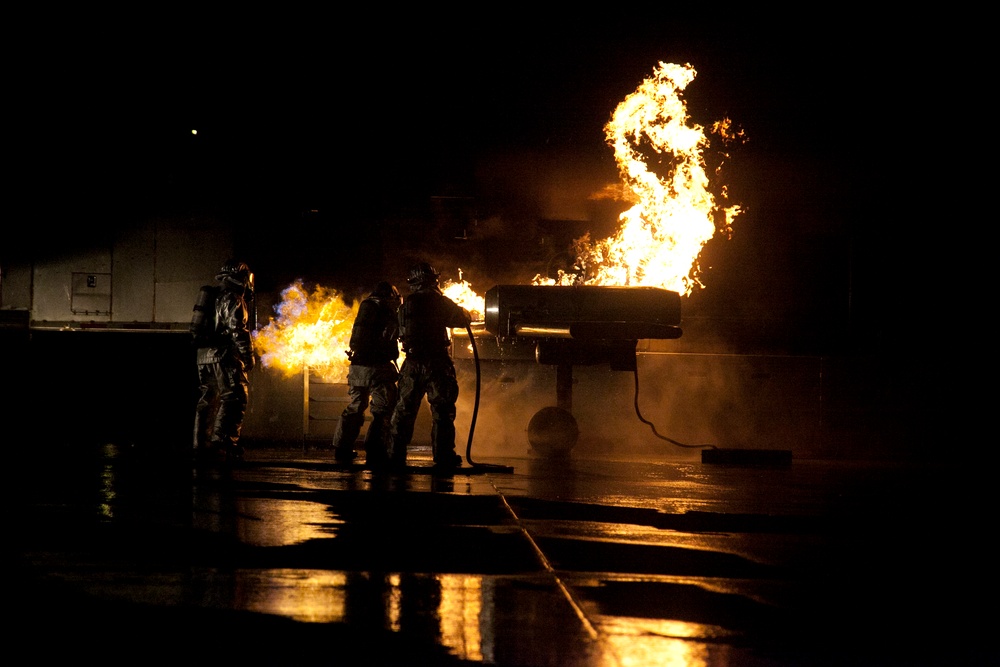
[13,11,942,358]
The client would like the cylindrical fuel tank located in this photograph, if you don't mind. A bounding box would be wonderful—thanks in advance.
[484,285,682,339]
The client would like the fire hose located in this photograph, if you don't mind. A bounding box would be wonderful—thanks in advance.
[464,324,515,473]
[632,368,716,450]
[461,318,710,464]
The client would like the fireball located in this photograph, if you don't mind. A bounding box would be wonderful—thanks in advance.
[252,280,358,382]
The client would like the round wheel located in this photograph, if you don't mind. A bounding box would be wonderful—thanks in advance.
[527,406,579,457]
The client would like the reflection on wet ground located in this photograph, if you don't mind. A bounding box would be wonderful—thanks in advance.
[10,444,995,666]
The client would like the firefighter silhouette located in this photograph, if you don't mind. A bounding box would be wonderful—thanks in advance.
[389,263,471,469]
[192,260,256,466]
[332,281,402,465]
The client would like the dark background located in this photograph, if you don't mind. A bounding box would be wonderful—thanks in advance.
[9,11,962,452]
[14,13,930,351]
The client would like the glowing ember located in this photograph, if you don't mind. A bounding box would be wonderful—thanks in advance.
[252,280,358,382]
[535,61,743,296]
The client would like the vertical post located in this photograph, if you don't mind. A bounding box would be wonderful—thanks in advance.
[556,363,573,412]
[303,365,309,451]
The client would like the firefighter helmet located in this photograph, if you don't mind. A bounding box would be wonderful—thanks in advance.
[407,262,439,288]
[216,260,252,289]
[371,281,400,299]
[370,281,401,308]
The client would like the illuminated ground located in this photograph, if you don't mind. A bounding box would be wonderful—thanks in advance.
[10,444,992,666]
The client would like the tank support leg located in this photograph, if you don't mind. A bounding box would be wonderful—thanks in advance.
[556,363,573,412]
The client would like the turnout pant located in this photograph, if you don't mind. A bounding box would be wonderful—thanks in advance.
[333,363,399,460]
[194,361,249,450]
[389,355,459,463]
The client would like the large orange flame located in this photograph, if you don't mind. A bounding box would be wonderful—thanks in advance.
[254,62,740,376]
[252,280,358,382]
[253,275,483,379]
[440,270,485,322]
[536,61,743,295]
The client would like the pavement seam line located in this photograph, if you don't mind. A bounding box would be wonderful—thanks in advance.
[490,480,610,648]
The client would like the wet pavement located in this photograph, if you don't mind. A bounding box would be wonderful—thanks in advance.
[8,442,994,666]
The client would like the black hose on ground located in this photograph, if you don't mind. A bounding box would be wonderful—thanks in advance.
[632,368,716,450]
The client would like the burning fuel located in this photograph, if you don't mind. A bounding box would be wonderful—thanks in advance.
[536,62,744,295]
[254,62,742,376]
[253,276,482,380]
[252,280,358,382]
[440,271,485,322]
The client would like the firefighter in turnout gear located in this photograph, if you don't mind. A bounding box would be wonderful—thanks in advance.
[389,263,472,470]
[332,281,403,466]
[192,260,256,466]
